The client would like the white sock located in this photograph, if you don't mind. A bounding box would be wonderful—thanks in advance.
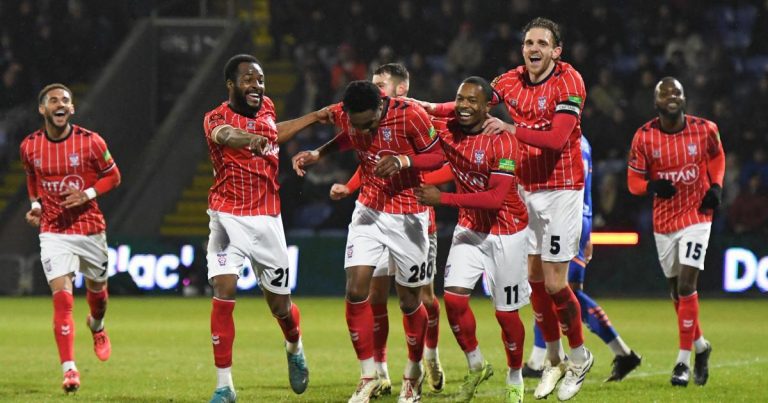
[216,367,234,389]
[360,357,377,377]
[507,368,523,385]
[676,350,692,366]
[62,361,77,373]
[465,347,484,371]
[528,345,547,369]
[286,338,302,355]
[608,337,631,356]
[88,316,104,332]
[404,360,422,379]
[569,345,588,365]
[424,347,438,360]
[545,340,565,365]
[693,337,709,354]
[375,361,389,378]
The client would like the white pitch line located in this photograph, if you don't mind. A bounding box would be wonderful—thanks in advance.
[461,357,767,398]
[582,356,767,383]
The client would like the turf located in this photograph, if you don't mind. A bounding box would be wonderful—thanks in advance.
[0,297,764,402]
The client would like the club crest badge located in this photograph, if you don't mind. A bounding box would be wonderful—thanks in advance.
[68,153,80,167]
[217,252,227,266]
[687,143,698,156]
[652,149,661,159]
[247,120,256,130]
[346,244,354,258]
[382,128,392,142]
[474,149,485,165]
[537,96,547,111]
[34,159,41,167]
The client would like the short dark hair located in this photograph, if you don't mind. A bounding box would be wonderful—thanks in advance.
[522,17,562,47]
[461,76,493,103]
[38,83,72,104]
[224,54,260,83]
[373,63,409,82]
[342,81,382,113]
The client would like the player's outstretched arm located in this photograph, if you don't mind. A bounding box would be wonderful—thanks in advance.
[416,173,514,210]
[211,124,268,153]
[276,106,334,144]
[423,164,454,186]
[403,98,456,117]
[291,133,345,177]
[510,113,578,150]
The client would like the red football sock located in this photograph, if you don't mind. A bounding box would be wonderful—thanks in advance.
[371,303,389,362]
[677,292,699,350]
[674,299,702,340]
[529,281,561,342]
[52,290,75,363]
[424,297,440,349]
[443,292,478,352]
[495,310,525,369]
[346,299,374,360]
[275,303,301,343]
[211,298,236,368]
[551,286,585,348]
[402,303,428,362]
[86,287,108,321]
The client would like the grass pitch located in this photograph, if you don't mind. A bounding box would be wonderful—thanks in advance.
[0,296,765,402]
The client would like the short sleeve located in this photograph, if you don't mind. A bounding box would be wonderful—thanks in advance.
[406,104,439,152]
[554,68,586,117]
[205,110,227,137]
[628,130,647,174]
[491,133,519,177]
[90,133,115,173]
[706,121,723,157]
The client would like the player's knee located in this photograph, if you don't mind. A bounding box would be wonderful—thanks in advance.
[268,298,291,317]
[544,282,567,295]
[677,283,697,297]
[346,285,370,303]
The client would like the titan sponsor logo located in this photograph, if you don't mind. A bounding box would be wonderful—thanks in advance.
[42,175,85,193]
[657,163,699,185]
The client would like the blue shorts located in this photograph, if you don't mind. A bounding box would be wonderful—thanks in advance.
[568,216,591,284]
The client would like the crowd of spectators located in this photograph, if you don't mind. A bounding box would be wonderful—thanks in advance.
[1,0,766,239]
[272,0,768,238]
[0,0,132,165]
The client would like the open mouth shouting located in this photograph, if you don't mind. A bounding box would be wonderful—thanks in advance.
[246,91,263,107]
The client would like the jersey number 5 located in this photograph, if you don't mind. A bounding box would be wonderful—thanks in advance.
[550,235,561,255]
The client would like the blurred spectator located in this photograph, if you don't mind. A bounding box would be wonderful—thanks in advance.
[728,173,768,235]
[329,43,367,97]
[445,22,483,77]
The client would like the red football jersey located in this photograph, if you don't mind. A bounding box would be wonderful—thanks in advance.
[435,119,528,235]
[331,97,438,214]
[20,125,116,235]
[628,115,725,233]
[204,98,281,216]
[491,61,586,191]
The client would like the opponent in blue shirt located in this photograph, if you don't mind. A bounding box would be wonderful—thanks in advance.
[524,135,642,381]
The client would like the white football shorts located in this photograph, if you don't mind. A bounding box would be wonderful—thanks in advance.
[345,201,430,288]
[654,222,712,278]
[444,226,530,311]
[206,210,291,295]
[39,232,109,283]
[524,189,584,262]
